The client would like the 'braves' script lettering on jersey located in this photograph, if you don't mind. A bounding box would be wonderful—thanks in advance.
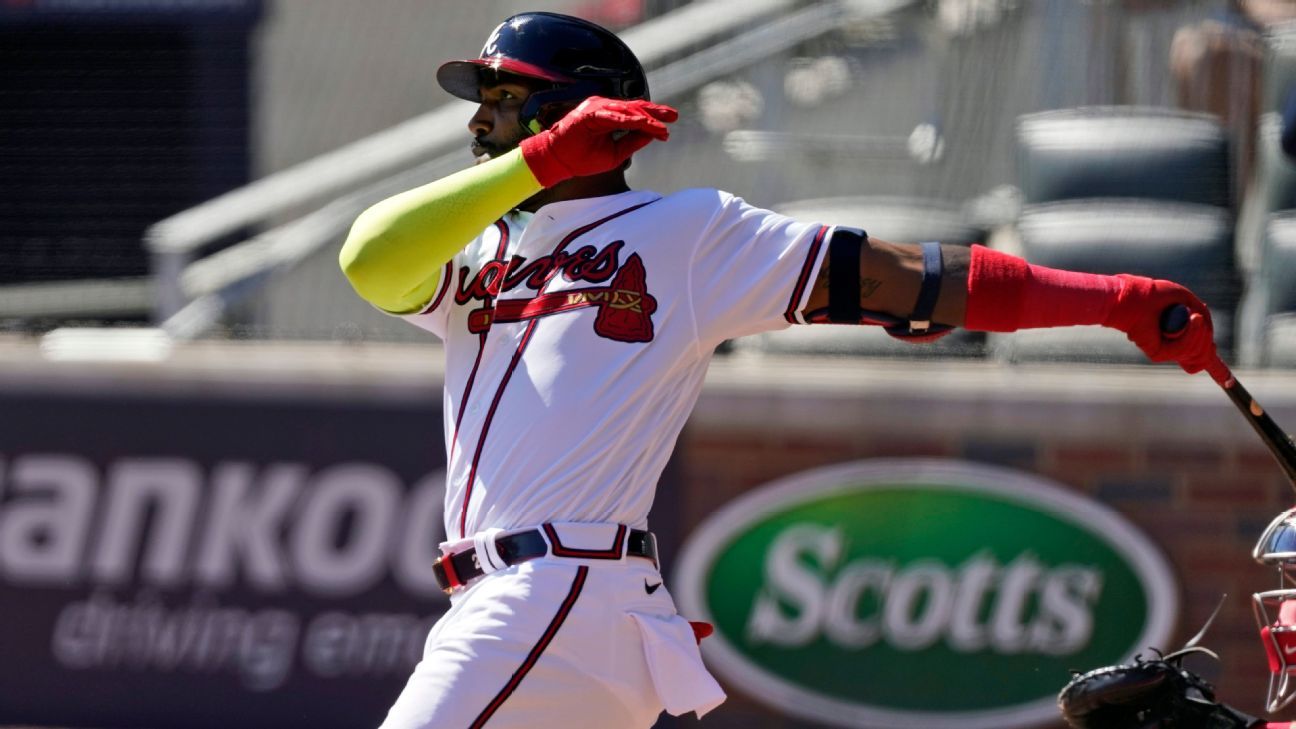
[455,241,624,303]
[454,240,657,343]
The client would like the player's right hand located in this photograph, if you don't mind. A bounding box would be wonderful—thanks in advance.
[520,96,678,188]
[1102,274,1227,382]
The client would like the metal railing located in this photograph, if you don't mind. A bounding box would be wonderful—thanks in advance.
[145,0,805,324]
[148,0,918,339]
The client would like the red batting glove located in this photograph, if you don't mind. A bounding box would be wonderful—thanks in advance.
[1102,274,1228,382]
[519,96,678,188]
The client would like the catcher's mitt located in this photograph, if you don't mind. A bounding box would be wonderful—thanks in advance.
[1057,646,1260,729]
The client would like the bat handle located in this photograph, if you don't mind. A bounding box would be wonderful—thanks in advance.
[1160,304,1233,385]
[1161,313,1296,488]
[1161,310,1295,489]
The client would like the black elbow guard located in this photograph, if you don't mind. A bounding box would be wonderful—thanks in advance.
[822,226,952,341]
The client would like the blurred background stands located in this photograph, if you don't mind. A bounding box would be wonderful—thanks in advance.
[0,0,1291,371]
[1236,18,1296,366]
[989,106,1237,366]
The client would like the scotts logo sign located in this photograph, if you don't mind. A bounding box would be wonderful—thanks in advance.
[674,459,1178,729]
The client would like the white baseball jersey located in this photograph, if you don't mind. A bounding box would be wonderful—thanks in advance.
[380,188,830,729]
[401,188,830,541]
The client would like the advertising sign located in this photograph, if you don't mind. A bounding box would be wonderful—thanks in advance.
[674,459,1178,729]
[0,388,446,729]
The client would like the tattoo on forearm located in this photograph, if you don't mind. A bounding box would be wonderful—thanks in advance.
[860,277,882,298]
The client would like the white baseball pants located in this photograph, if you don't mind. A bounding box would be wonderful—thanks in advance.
[378,524,724,729]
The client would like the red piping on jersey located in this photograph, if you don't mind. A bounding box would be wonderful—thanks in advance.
[457,200,657,538]
[542,523,626,559]
[449,220,511,468]
[460,316,539,536]
[783,225,829,324]
[419,260,455,315]
[468,565,588,729]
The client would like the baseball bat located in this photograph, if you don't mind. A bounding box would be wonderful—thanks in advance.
[1162,305,1296,488]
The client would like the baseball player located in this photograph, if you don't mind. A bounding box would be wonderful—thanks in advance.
[339,11,1224,729]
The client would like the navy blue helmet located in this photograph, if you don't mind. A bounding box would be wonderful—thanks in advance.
[437,12,649,135]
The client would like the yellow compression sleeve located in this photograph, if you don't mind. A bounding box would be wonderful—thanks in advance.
[339,148,543,314]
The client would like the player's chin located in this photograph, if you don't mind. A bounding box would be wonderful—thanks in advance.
[471,140,520,163]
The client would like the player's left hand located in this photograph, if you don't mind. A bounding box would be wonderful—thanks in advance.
[1102,274,1227,382]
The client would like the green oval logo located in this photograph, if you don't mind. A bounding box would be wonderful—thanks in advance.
[674,459,1177,729]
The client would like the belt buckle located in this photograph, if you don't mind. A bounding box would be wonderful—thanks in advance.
[433,553,462,595]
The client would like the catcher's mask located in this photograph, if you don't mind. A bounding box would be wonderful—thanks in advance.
[1252,505,1296,712]
[437,12,649,136]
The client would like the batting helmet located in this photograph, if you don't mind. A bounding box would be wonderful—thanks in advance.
[437,12,649,135]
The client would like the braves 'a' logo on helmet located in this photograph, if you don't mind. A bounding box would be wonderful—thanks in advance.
[481,23,503,57]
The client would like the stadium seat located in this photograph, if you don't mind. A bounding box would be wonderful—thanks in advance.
[1265,313,1296,367]
[996,106,1238,366]
[989,200,1236,365]
[732,196,987,359]
[1015,106,1232,209]
[1238,211,1296,367]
